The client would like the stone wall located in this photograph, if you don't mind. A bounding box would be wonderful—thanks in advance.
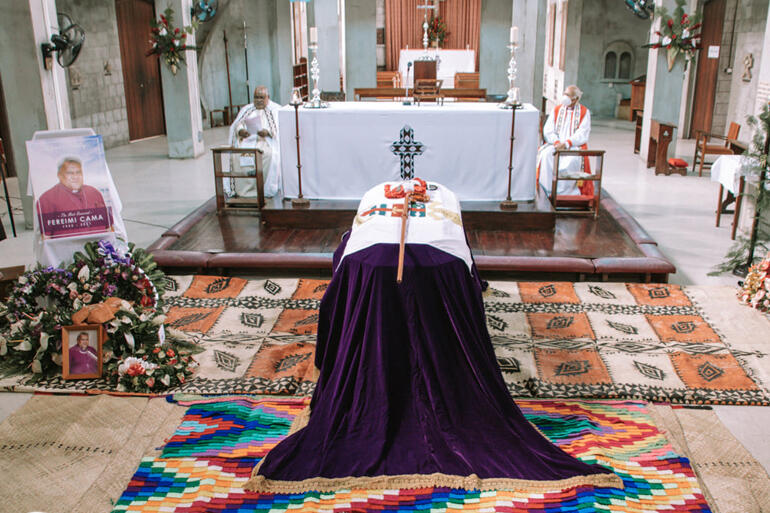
[576,0,650,118]
[718,0,768,138]
[58,0,129,148]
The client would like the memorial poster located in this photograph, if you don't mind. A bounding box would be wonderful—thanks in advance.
[27,135,114,239]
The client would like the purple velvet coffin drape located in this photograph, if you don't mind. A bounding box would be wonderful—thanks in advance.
[246,240,620,493]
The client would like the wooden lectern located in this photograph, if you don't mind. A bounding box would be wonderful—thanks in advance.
[413,60,437,82]
[647,120,678,176]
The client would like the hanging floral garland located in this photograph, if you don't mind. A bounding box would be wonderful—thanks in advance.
[146,8,198,75]
[643,0,702,71]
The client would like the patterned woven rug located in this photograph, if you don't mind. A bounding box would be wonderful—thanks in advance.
[5,276,769,405]
[112,397,712,512]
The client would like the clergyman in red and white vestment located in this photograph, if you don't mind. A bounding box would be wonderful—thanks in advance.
[537,85,592,196]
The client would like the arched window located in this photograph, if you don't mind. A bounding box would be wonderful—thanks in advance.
[619,52,632,79]
[602,41,634,81]
[604,52,617,79]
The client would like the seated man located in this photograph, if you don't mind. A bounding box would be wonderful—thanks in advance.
[226,86,281,198]
[537,85,592,196]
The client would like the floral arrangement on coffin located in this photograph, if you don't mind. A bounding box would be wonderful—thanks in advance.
[427,16,449,48]
[643,0,702,71]
[739,251,770,313]
[0,241,198,392]
[147,8,198,75]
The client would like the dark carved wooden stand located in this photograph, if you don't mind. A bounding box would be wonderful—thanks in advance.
[291,102,309,208]
[500,105,519,210]
[647,120,681,176]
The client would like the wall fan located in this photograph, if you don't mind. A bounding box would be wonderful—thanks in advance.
[192,0,218,23]
[41,13,85,69]
[624,0,655,20]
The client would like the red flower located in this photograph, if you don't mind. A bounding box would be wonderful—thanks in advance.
[126,363,146,376]
[166,348,175,357]
[145,377,155,388]
[153,347,161,354]
[169,358,178,365]
[667,19,674,28]
[174,27,180,34]
[140,295,154,308]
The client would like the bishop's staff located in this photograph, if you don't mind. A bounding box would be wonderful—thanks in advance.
[396,192,412,284]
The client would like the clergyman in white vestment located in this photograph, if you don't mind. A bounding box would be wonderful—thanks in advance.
[226,86,282,198]
[537,85,592,196]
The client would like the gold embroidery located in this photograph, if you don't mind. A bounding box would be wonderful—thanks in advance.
[244,469,623,493]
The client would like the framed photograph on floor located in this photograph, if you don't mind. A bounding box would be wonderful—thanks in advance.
[61,324,103,379]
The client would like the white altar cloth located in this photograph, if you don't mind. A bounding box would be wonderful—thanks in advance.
[398,49,475,88]
[278,102,539,202]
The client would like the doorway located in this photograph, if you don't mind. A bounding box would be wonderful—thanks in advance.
[115,0,166,140]
[689,0,726,138]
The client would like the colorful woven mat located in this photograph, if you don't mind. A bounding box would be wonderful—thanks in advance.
[112,398,711,512]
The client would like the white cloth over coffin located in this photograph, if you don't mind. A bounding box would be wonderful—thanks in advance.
[340,180,473,273]
[537,104,592,196]
[225,100,282,197]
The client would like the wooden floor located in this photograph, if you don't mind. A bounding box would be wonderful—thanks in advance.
[170,207,641,259]
[149,193,674,281]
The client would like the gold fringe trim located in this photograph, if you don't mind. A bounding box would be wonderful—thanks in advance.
[244,470,623,494]
[287,405,311,436]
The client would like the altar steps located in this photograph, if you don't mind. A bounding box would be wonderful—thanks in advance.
[260,188,555,231]
[147,191,675,283]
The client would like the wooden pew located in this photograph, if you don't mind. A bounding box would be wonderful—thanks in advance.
[354,87,487,101]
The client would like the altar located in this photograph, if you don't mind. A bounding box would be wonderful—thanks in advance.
[398,49,475,88]
[278,102,539,202]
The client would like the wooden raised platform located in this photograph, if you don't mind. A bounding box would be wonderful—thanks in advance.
[148,191,675,282]
[261,188,555,231]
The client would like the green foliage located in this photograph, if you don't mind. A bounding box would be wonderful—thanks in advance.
[711,104,770,275]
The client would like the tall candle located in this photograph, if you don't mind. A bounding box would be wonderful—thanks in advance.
[309,27,318,45]
[510,26,519,44]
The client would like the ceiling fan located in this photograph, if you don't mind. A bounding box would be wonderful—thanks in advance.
[191,0,218,23]
[624,0,655,20]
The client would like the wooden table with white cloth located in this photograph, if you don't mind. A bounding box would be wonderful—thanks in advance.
[278,102,539,202]
[398,49,475,88]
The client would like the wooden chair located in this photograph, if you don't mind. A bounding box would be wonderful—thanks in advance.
[549,149,606,219]
[413,79,443,105]
[692,121,741,176]
[212,147,265,213]
[320,91,346,102]
[454,72,479,89]
[377,71,402,88]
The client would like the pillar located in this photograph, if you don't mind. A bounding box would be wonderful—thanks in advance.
[0,1,71,228]
[344,0,376,100]
[156,0,204,158]
[513,0,547,106]
[479,0,513,95]
[641,0,692,160]
[316,0,342,92]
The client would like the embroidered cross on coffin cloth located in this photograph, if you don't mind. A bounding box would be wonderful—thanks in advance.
[391,125,425,179]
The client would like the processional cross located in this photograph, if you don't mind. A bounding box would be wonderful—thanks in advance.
[416,0,444,54]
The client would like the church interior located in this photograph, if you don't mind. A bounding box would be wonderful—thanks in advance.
[1,0,770,511]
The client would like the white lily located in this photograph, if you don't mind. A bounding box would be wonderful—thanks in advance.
[78,265,90,283]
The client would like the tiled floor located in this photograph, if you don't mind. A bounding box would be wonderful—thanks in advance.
[1,120,769,475]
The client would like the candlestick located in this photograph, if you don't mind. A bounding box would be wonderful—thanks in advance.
[510,26,519,45]
[500,40,522,109]
[304,43,328,109]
